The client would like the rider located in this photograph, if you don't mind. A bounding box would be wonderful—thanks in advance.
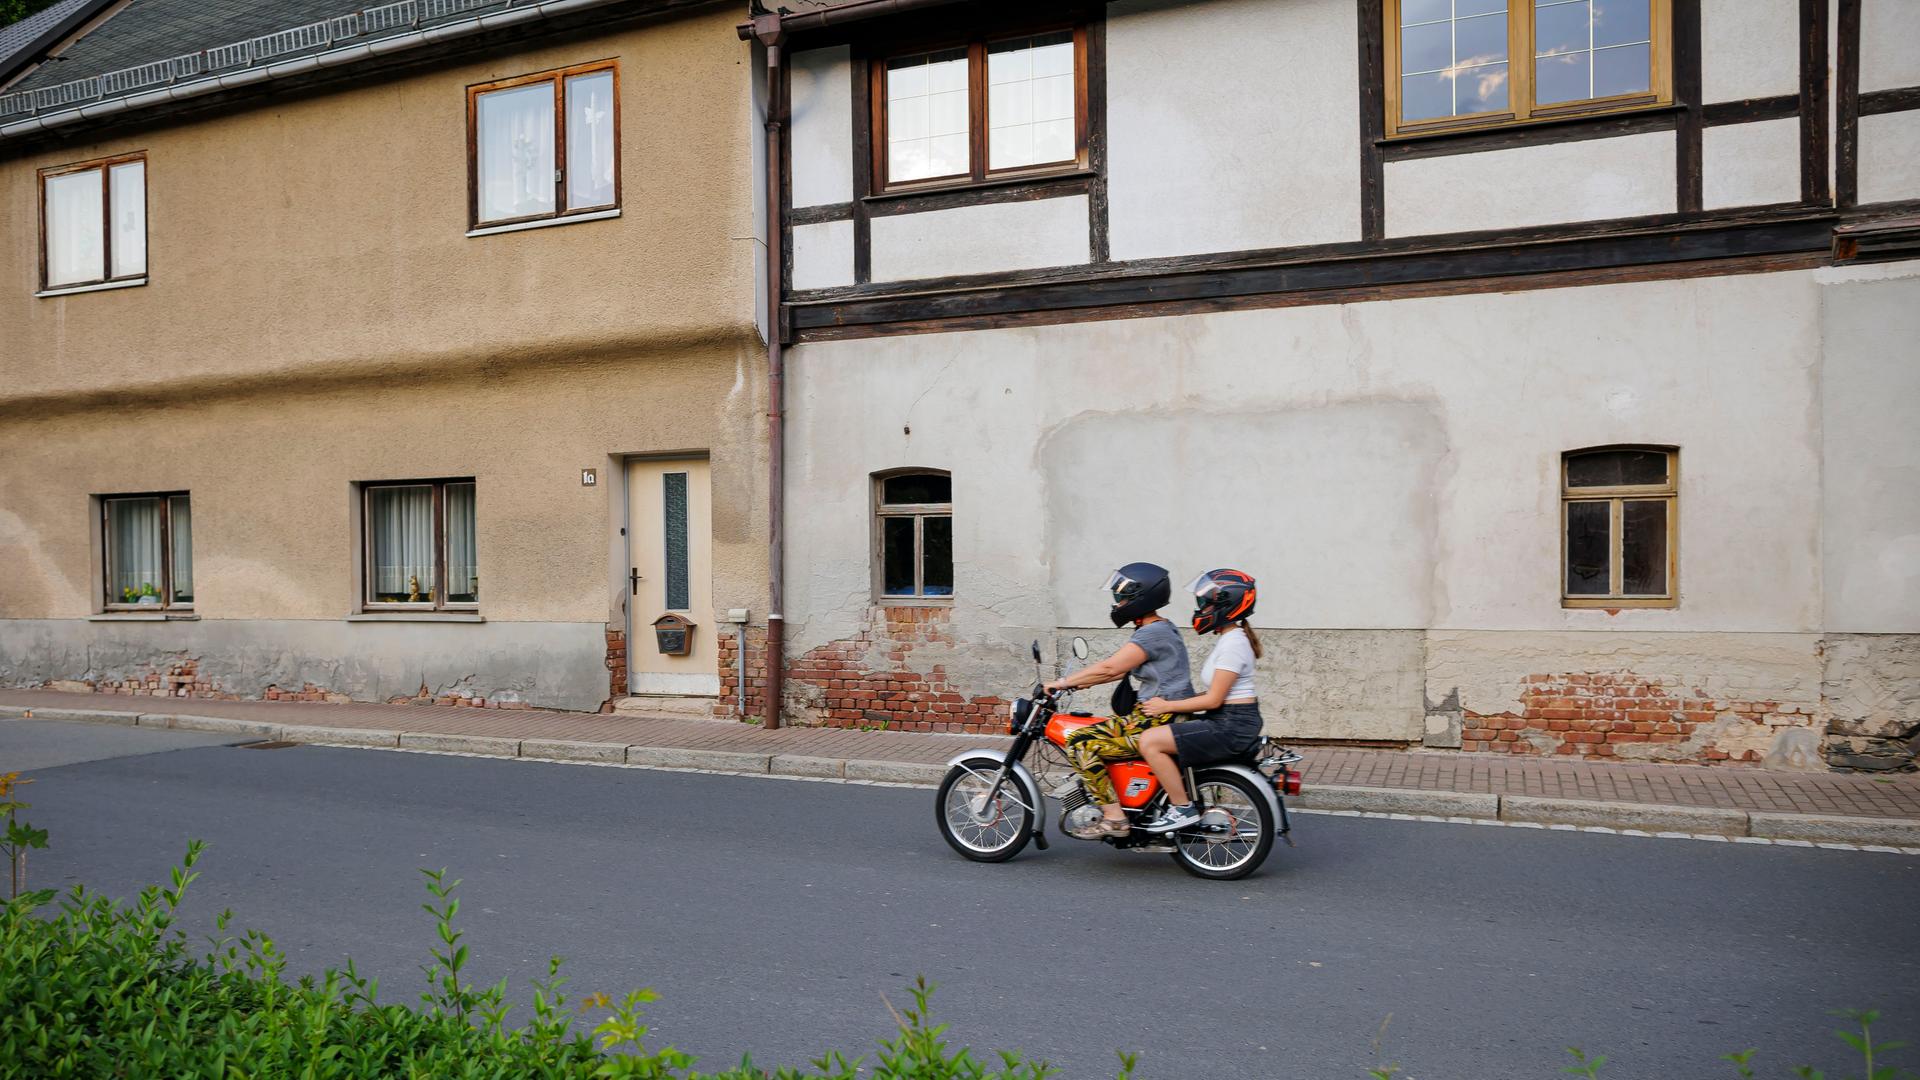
[1042,562,1196,838]
[1136,569,1265,833]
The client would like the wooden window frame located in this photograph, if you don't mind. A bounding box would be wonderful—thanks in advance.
[1383,0,1673,139]
[39,152,147,292]
[872,470,953,606]
[869,25,1091,195]
[466,60,621,231]
[360,479,479,612]
[1560,446,1678,609]
[100,491,189,612]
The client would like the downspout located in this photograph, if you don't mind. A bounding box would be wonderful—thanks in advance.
[752,13,786,729]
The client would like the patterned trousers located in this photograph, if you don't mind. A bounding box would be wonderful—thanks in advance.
[1063,709,1174,806]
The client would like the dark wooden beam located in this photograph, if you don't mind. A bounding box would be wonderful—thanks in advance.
[1085,13,1110,263]
[1382,107,1682,161]
[1674,0,1704,213]
[1860,86,1920,115]
[1357,0,1386,242]
[864,174,1092,216]
[789,202,855,226]
[1803,0,1834,205]
[1701,95,1800,126]
[1835,0,1860,207]
[849,47,874,284]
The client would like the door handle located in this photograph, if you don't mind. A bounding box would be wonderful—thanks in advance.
[630,568,644,595]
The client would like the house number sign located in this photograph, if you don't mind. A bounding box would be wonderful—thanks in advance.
[581,468,597,487]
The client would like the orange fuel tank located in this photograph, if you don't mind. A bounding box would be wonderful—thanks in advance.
[1045,712,1102,746]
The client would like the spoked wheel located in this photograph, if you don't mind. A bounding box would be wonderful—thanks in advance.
[935,756,1038,862]
[1170,771,1275,880]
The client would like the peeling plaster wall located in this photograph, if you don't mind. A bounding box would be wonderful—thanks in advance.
[783,269,1874,745]
[0,619,608,713]
[1822,635,1920,770]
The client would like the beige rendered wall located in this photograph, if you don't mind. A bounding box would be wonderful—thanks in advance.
[0,7,759,408]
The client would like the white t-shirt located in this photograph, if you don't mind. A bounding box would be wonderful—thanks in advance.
[1199,627,1258,703]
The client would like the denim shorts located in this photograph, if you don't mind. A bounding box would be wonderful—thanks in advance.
[1169,702,1265,767]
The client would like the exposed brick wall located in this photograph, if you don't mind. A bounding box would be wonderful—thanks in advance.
[1461,671,1817,763]
[714,624,767,720]
[604,628,627,712]
[783,607,1007,733]
[88,658,224,699]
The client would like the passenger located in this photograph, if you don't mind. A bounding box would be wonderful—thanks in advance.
[1137,569,1265,832]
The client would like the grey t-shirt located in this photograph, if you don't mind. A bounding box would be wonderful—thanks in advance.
[1128,619,1196,703]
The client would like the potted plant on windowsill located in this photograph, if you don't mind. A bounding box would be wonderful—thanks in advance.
[135,583,159,606]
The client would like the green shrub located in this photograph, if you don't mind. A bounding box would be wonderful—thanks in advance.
[0,841,1107,1079]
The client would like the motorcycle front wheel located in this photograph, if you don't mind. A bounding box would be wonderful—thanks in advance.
[1171,770,1276,881]
[935,756,1037,862]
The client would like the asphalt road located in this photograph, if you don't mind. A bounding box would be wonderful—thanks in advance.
[5,720,1917,1080]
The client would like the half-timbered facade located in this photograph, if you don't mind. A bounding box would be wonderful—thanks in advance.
[751,0,1920,768]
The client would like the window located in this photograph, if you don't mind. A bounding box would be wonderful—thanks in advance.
[872,28,1087,191]
[40,153,146,291]
[468,61,618,229]
[874,471,952,602]
[362,480,478,609]
[1561,447,1676,607]
[101,493,191,610]
[1384,0,1669,137]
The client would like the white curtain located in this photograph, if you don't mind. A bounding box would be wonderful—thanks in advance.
[566,72,615,209]
[110,161,146,279]
[168,495,193,602]
[445,483,478,602]
[370,486,434,600]
[45,169,104,287]
[108,498,162,602]
[476,81,555,223]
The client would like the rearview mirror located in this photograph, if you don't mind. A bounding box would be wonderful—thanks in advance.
[1071,636,1089,660]
[1031,640,1043,663]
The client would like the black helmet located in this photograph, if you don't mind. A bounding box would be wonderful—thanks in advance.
[1188,568,1257,634]
[1105,562,1171,627]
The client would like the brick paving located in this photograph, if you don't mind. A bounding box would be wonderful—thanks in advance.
[5,688,1918,820]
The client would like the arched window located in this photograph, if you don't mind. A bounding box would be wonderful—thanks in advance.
[1562,446,1676,608]
[873,470,952,603]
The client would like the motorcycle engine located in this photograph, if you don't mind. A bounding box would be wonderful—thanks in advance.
[1060,802,1110,840]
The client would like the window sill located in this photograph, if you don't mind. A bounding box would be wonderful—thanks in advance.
[1379,103,1682,148]
[877,598,954,609]
[1562,598,1678,610]
[88,612,198,622]
[38,277,147,298]
[346,612,486,623]
[865,168,1095,204]
[466,208,619,238]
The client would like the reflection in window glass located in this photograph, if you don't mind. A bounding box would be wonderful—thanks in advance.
[883,473,952,505]
[107,498,164,604]
[1621,499,1667,595]
[476,81,556,223]
[887,49,970,182]
[922,516,954,596]
[1400,0,1510,121]
[109,161,146,279]
[446,483,479,604]
[45,169,105,288]
[1565,500,1611,595]
[566,71,616,209]
[169,496,194,603]
[882,516,917,595]
[1566,448,1667,488]
[987,33,1076,170]
[1534,0,1652,105]
[369,486,436,603]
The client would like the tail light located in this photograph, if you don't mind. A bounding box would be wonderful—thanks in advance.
[1284,773,1302,797]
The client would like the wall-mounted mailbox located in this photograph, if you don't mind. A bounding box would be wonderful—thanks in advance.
[652,613,695,656]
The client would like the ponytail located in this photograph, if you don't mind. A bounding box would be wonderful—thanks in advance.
[1238,620,1263,659]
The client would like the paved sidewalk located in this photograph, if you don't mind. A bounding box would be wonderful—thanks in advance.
[4,688,1918,845]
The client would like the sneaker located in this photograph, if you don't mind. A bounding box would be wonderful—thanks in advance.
[1139,802,1203,833]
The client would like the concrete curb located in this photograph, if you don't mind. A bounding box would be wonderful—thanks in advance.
[1297,785,1500,819]
[137,713,282,738]
[13,705,1920,847]
[399,732,521,757]
[1501,795,1749,835]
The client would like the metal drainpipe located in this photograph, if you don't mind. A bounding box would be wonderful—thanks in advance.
[755,16,786,729]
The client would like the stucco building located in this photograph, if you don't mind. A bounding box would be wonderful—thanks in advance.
[745,0,1920,769]
[0,0,769,714]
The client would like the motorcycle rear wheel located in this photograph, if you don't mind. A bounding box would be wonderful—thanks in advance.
[936,756,1038,862]
[1170,771,1275,881]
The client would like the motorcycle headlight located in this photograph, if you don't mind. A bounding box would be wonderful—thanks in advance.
[1008,697,1032,734]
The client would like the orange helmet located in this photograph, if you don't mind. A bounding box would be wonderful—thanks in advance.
[1187,569,1256,634]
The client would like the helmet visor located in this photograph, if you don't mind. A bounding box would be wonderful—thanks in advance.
[1187,572,1227,601]
[1104,570,1143,599]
